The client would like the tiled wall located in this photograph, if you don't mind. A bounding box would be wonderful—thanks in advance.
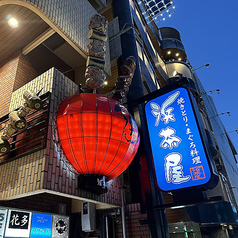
[0,52,41,117]
[0,149,45,199]
[8,67,122,207]
[26,0,96,55]
[13,53,40,92]
[0,53,19,117]
[42,68,79,197]
[108,17,122,60]
[9,67,55,110]
[19,0,111,75]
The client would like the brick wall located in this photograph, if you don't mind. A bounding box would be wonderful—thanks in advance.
[116,204,150,238]
[0,149,45,199]
[0,51,43,117]
[123,213,150,238]
[13,53,40,92]
[0,192,71,215]
[0,53,19,117]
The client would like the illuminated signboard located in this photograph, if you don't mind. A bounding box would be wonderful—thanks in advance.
[5,209,32,237]
[0,208,8,237]
[0,207,70,238]
[145,87,212,192]
[30,213,52,238]
[51,215,69,238]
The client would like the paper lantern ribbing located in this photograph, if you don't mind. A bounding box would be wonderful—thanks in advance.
[56,93,140,180]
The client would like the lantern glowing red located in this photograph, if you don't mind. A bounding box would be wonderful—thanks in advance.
[56,93,140,180]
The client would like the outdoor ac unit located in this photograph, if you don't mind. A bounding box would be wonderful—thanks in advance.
[81,201,96,232]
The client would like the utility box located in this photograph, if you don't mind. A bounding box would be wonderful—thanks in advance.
[81,201,96,232]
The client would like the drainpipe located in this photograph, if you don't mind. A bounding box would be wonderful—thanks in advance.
[105,216,109,238]
[121,188,127,238]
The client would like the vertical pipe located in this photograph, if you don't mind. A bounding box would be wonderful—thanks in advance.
[139,103,169,238]
[121,189,127,238]
[100,215,106,238]
[105,216,109,238]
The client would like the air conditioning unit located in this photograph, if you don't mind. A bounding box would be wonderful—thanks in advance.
[81,201,96,232]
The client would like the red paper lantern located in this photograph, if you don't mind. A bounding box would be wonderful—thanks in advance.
[56,93,140,180]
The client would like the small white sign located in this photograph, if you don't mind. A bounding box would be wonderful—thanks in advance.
[51,215,69,238]
[0,208,8,238]
[5,209,32,237]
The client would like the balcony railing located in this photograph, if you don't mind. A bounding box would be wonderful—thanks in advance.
[0,92,50,164]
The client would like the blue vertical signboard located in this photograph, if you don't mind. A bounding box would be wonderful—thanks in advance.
[30,213,52,238]
[145,87,214,192]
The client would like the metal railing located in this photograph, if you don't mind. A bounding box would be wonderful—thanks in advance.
[0,92,50,164]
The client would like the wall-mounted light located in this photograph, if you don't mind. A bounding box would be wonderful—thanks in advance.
[218,112,230,117]
[194,63,210,71]
[227,130,238,134]
[210,111,231,119]
[201,89,220,95]
[7,15,19,28]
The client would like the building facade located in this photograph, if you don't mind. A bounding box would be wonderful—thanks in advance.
[0,0,237,237]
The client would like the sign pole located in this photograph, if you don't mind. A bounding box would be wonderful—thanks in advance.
[139,103,169,238]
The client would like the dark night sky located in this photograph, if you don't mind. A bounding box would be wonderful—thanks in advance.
[157,0,238,153]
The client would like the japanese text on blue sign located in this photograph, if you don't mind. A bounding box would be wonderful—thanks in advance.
[145,87,211,191]
[30,213,52,238]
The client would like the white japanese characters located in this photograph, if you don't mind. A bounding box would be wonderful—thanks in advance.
[164,153,191,184]
[159,127,181,149]
[146,88,209,190]
[150,91,180,126]
[10,214,28,227]
[177,96,202,166]
[149,91,191,185]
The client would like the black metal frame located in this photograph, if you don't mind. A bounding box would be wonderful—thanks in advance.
[0,91,51,164]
